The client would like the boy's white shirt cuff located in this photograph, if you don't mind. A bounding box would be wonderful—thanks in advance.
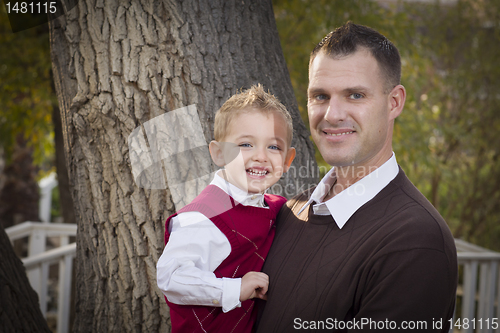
[222,277,242,312]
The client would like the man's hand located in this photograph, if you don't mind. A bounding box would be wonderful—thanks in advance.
[240,271,269,302]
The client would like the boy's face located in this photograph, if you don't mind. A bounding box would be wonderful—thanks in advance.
[210,110,295,194]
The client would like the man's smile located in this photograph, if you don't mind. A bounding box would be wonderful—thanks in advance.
[325,131,354,136]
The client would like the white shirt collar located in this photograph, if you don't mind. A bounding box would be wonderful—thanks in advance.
[299,153,399,229]
[211,170,267,208]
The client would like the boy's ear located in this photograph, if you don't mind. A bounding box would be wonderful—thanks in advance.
[283,147,296,173]
[209,141,226,167]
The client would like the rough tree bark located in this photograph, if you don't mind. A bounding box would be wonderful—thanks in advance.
[0,224,51,332]
[51,71,77,225]
[49,0,316,331]
[53,103,77,225]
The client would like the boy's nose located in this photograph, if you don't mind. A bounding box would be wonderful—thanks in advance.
[252,147,268,162]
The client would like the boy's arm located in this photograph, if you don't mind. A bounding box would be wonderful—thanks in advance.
[156,212,242,312]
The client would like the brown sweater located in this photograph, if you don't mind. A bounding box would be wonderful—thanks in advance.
[256,167,457,332]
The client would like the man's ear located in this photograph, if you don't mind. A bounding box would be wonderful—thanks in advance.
[388,85,406,121]
[209,141,226,167]
[283,147,296,173]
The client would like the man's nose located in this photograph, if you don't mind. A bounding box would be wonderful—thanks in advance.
[324,98,347,124]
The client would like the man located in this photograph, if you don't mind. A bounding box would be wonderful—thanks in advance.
[256,22,457,332]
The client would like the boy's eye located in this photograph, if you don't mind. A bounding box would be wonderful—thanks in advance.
[239,143,252,148]
[269,145,281,151]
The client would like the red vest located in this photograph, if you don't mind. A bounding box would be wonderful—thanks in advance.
[164,185,286,333]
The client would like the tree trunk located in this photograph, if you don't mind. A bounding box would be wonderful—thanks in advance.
[53,103,77,225]
[49,0,316,331]
[0,224,51,332]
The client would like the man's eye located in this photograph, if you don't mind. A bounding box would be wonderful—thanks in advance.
[349,93,364,99]
[315,94,328,101]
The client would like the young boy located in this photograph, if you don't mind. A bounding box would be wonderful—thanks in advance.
[156,84,296,333]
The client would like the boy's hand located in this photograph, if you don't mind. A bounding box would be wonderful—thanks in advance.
[240,271,269,302]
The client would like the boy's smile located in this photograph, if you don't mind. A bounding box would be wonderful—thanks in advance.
[246,167,269,177]
[210,110,295,194]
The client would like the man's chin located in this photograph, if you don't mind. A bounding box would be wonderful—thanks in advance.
[320,153,356,168]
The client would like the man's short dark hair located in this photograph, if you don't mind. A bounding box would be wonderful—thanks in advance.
[311,21,401,92]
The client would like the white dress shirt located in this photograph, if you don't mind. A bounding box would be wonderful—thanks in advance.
[156,170,268,313]
[299,153,399,229]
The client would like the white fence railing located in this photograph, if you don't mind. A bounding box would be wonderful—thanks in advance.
[6,221,76,333]
[455,239,500,333]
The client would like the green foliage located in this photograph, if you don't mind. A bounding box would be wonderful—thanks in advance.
[391,0,500,251]
[274,0,500,250]
[0,7,55,175]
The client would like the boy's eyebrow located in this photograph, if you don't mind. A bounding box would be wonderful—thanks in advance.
[233,134,287,144]
[233,134,254,141]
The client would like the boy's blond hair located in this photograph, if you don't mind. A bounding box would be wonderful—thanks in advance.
[214,84,293,146]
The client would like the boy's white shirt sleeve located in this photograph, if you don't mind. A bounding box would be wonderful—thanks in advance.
[156,211,242,313]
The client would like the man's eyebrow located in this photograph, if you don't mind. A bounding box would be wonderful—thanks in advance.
[307,87,327,96]
[344,86,369,92]
[342,86,372,96]
[307,86,370,95]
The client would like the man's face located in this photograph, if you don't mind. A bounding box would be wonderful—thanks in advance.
[307,49,402,170]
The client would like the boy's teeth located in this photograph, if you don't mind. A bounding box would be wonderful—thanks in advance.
[248,169,267,176]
